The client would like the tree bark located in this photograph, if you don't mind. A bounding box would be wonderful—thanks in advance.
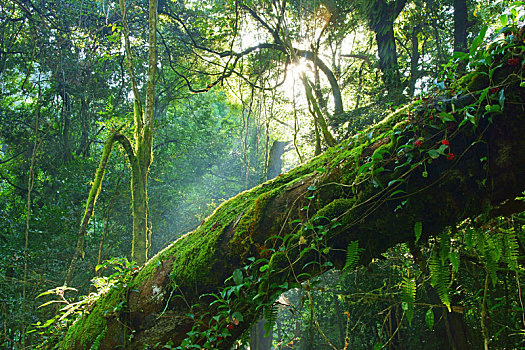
[57,44,525,350]
[119,0,158,265]
[454,0,468,53]
[367,0,407,102]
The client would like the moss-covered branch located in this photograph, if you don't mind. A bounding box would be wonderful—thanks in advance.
[57,32,525,349]
[64,134,118,286]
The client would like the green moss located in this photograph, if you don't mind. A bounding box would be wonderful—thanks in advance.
[60,287,126,349]
[163,188,266,287]
[316,198,356,226]
[229,187,283,258]
[465,72,490,92]
[268,251,287,272]
[89,327,107,350]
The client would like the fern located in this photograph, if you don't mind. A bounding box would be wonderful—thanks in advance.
[401,275,416,325]
[439,233,451,261]
[483,230,500,286]
[263,304,278,337]
[465,227,475,250]
[501,228,519,271]
[343,241,361,271]
[429,247,451,311]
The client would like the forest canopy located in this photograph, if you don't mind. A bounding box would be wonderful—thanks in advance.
[1,0,525,349]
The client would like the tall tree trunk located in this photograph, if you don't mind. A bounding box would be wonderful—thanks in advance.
[453,0,469,75]
[375,21,402,95]
[266,141,288,181]
[62,92,72,163]
[131,165,149,265]
[408,26,420,97]
[367,0,407,103]
[119,0,158,265]
[454,0,468,53]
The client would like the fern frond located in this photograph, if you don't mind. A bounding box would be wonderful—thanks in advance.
[483,231,499,286]
[263,304,278,337]
[343,241,361,271]
[438,233,451,261]
[401,276,416,325]
[429,248,451,311]
[501,228,519,271]
[465,227,475,250]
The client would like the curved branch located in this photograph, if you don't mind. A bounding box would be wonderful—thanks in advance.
[64,133,119,286]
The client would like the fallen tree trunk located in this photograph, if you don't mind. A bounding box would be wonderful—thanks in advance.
[57,40,525,350]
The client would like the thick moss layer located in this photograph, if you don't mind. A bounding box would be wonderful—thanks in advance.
[59,287,127,349]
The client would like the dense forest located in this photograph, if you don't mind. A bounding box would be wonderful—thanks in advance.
[1,0,525,349]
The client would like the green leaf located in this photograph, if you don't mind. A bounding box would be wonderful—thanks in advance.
[343,241,361,271]
[439,112,456,122]
[232,269,243,285]
[401,301,409,311]
[465,110,477,126]
[387,178,406,187]
[389,189,406,198]
[498,89,505,109]
[449,251,460,273]
[470,25,488,56]
[437,144,449,155]
[373,167,386,175]
[232,311,244,323]
[401,276,416,326]
[357,162,373,176]
[485,104,501,113]
[425,308,434,330]
[428,149,440,159]
[500,14,508,27]
[414,221,422,243]
[307,185,317,191]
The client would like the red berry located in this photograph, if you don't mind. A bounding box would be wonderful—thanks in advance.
[414,140,423,148]
[227,324,234,330]
[446,153,455,161]
[441,140,449,146]
[508,58,519,66]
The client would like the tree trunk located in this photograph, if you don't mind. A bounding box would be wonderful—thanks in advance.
[131,165,149,266]
[454,0,468,53]
[375,21,402,96]
[57,40,525,350]
[368,0,407,102]
[266,141,288,181]
[119,0,158,265]
[408,26,420,97]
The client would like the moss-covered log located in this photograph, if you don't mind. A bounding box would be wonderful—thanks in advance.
[58,38,525,349]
